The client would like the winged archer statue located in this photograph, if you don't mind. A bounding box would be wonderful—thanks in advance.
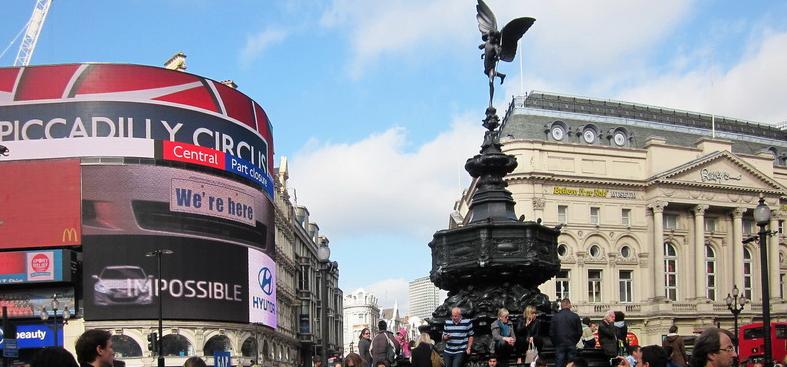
[477,0,535,109]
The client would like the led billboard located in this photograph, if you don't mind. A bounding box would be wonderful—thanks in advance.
[83,235,277,328]
[0,159,81,249]
[0,249,71,284]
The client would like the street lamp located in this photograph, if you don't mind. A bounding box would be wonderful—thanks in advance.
[146,249,174,367]
[39,294,70,347]
[725,285,747,352]
[753,197,773,367]
[317,239,331,367]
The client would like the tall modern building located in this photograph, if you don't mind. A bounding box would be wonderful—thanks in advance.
[342,289,380,355]
[453,92,787,345]
[408,276,445,320]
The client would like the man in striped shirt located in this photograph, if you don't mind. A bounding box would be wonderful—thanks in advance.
[443,307,474,367]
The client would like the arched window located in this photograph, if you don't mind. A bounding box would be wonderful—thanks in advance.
[204,335,232,357]
[111,335,142,358]
[620,245,631,258]
[589,244,601,258]
[161,334,193,357]
[241,337,258,358]
[557,244,568,257]
[744,248,753,299]
[705,245,716,300]
[664,243,678,301]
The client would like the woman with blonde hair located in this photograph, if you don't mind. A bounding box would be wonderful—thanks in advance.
[411,329,435,367]
[515,305,542,362]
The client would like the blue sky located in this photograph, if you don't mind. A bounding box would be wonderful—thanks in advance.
[2,0,787,313]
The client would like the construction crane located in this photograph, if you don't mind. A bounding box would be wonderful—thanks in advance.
[14,0,53,66]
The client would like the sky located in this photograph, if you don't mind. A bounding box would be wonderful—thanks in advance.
[2,0,787,314]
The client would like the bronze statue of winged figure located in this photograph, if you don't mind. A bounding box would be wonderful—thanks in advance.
[476,0,535,108]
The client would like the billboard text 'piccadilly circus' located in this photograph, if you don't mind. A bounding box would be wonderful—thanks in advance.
[0,63,277,328]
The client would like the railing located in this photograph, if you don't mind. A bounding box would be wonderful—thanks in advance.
[672,303,697,312]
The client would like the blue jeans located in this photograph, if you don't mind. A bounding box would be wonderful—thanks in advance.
[444,352,465,367]
[554,345,577,367]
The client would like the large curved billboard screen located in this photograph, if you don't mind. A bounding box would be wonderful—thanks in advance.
[0,63,274,197]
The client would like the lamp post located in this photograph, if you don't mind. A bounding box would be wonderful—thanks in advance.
[39,294,70,347]
[146,249,174,367]
[317,239,331,367]
[725,285,747,352]
[753,197,773,367]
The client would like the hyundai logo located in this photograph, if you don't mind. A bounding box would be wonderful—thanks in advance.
[258,267,273,295]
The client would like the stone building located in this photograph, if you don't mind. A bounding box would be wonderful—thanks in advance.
[342,289,380,355]
[453,92,787,344]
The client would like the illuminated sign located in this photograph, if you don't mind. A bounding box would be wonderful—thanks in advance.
[248,247,277,329]
[170,178,256,226]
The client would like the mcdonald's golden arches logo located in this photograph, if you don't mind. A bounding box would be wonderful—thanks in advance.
[62,227,79,243]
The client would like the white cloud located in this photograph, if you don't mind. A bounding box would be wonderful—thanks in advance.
[616,31,787,124]
[288,115,483,240]
[239,28,287,67]
[319,0,693,78]
[359,278,410,314]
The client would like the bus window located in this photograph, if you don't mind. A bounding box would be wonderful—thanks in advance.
[745,328,764,339]
[776,325,787,339]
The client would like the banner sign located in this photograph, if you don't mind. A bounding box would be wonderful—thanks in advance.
[171,178,256,226]
[0,249,69,284]
[15,324,61,349]
[248,247,277,328]
[214,351,231,367]
[159,140,274,198]
[0,159,81,249]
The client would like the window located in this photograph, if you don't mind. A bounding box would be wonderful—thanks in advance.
[557,244,568,257]
[589,244,601,258]
[780,220,784,234]
[558,205,568,224]
[620,245,631,258]
[782,273,785,300]
[664,243,678,301]
[706,245,716,300]
[619,270,633,303]
[744,248,753,300]
[555,270,570,300]
[743,219,755,235]
[622,209,631,226]
[588,270,602,303]
[591,207,600,225]
[664,214,678,230]
[704,218,716,233]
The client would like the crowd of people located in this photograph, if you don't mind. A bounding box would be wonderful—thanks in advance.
[346,300,767,367]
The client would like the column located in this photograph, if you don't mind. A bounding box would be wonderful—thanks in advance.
[694,205,708,300]
[649,201,667,300]
[732,208,745,291]
[770,216,781,300]
[577,255,587,303]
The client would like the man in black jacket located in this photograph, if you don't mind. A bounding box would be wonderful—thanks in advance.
[598,310,618,358]
[550,299,582,367]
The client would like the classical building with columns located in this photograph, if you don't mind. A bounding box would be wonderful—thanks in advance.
[452,92,787,345]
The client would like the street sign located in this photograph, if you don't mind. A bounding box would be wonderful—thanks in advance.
[2,339,17,358]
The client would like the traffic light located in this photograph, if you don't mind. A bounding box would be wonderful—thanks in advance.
[147,332,158,353]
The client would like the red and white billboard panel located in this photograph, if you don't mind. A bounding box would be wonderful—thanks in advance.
[0,159,81,248]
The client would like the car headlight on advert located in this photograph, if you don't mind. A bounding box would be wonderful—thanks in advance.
[95,282,108,293]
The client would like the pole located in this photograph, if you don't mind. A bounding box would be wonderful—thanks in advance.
[3,306,9,367]
[53,312,59,347]
[760,225,772,367]
[733,312,739,352]
[321,265,329,367]
[157,252,165,367]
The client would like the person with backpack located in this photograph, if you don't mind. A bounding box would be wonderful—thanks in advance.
[372,320,401,367]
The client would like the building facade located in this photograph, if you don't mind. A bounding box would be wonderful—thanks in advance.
[407,276,445,320]
[342,289,380,355]
[453,92,787,345]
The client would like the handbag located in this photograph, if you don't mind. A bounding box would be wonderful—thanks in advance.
[524,340,538,364]
[431,348,445,367]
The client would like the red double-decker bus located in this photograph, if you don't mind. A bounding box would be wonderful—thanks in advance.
[738,322,787,364]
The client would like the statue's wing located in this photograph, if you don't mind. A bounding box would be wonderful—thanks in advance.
[476,0,498,35]
[499,17,536,62]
